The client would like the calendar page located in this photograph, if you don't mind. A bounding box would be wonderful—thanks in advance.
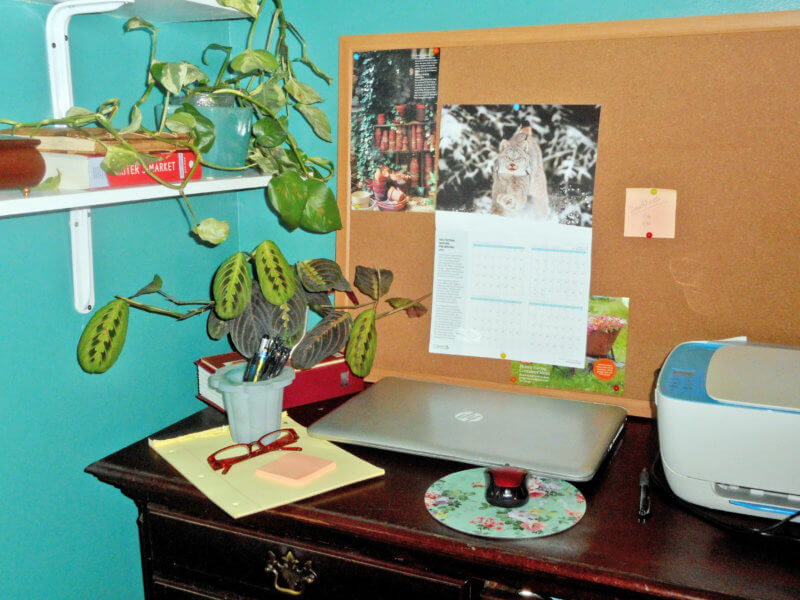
[430,213,592,367]
[430,104,600,368]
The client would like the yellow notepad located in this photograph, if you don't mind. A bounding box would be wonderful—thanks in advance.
[149,413,384,518]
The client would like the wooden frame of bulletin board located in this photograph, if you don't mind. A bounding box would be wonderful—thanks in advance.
[335,11,800,418]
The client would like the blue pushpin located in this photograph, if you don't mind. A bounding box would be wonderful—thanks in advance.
[354,53,360,60]
[513,103,520,110]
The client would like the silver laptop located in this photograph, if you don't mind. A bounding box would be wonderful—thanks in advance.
[308,377,627,481]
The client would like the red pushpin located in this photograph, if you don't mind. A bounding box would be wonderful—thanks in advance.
[646,232,653,239]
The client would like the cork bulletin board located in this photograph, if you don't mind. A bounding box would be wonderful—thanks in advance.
[335,12,800,418]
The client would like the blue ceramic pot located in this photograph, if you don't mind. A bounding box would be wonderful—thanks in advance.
[159,96,252,176]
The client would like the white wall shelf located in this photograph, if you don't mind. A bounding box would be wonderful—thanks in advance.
[43,0,248,23]
[13,0,258,313]
[0,173,271,218]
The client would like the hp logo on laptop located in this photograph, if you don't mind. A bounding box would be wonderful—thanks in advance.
[455,410,484,422]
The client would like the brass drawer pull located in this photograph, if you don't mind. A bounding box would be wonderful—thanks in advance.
[265,551,317,596]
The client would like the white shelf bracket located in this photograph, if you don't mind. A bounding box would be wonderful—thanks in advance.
[45,0,133,313]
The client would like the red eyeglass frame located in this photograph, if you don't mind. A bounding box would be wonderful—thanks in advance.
[207,428,301,474]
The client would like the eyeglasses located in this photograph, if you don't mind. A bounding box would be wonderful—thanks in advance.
[207,428,301,474]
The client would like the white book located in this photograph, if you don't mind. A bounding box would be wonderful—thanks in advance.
[40,152,109,189]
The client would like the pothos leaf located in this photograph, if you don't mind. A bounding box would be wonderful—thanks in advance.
[291,311,352,370]
[120,105,143,135]
[296,258,351,293]
[285,78,322,104]
[354,266,393,301]
[345,308,377,378]
[151,61,209,96]
[252,116,287,148]
[101,146,160,176]
[299,178,341,233]
[251,80,286,116]
[194,218,230,245]
[212,252,253,320]
[230,49,279,74]
[252,240,297,305]
[168,104,216,154]
[34,171,61,191]
[267,169,306,231]
[387,297,428,318]
[294,103,331,142]
[77,299,129,374]
[124,17,155,32]
[215,0,259,19]
[131,275,162,298]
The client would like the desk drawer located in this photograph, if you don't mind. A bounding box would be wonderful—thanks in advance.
[147,509,468,599]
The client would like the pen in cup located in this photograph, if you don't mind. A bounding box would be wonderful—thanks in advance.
[243,335,270,382]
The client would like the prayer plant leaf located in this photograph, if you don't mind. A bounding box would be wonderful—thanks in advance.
[131,274,162,298]
[296,258,351,293]
[207,310,230,340]
[387,297,428,318]
[77,299,129,374]
[229,286,307,356]
[212,252,253,320]
[252,240,298,305]
[354,266,393,301]
[345,308,377,378]
[291,311,352,370]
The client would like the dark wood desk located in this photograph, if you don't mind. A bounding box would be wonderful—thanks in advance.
[87,402,799,600]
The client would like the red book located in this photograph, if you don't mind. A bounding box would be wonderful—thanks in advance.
[40,150,202,190]
[105,151,201,186]
[195,352,365,413]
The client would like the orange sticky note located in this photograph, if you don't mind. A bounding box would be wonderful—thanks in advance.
[624,188,677,238]
[255,453,336,486]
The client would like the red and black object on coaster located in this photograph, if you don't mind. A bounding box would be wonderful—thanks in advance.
[484,465,529,508]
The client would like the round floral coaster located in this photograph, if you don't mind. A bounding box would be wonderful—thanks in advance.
[424,467,586,539]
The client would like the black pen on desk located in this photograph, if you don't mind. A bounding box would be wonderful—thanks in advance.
[638,468,652,521]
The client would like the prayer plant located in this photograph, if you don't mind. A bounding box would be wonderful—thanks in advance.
[77,241,430,378]
[0,0,340,244]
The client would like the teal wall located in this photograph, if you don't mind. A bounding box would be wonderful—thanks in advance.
[1,1,796,598]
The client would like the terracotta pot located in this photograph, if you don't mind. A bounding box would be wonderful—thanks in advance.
[415,104,426,121]
[0,137,45,192]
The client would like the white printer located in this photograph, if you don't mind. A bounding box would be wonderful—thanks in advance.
[655,340,800,519]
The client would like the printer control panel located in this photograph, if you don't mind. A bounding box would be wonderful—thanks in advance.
[659,342,720,403]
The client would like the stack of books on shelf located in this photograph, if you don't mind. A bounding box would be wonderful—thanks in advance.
[195,352,365,412]
[5,127,201,190]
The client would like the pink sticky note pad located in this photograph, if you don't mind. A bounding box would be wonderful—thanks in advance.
[255,453,336,486]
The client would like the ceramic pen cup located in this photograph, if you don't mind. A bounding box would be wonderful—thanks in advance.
[208,363,295,444]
